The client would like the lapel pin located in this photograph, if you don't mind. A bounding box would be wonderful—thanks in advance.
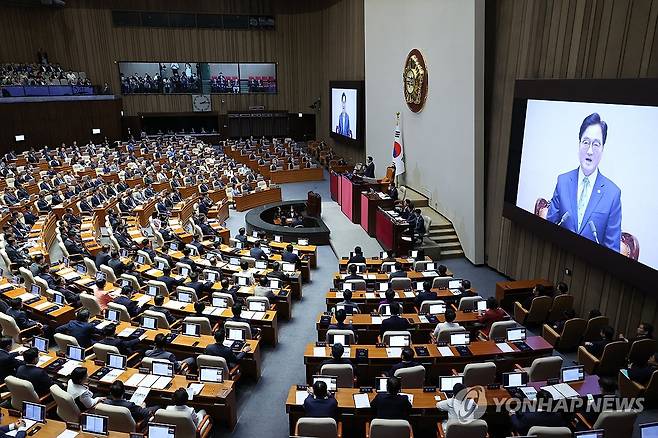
[597,189,601,194]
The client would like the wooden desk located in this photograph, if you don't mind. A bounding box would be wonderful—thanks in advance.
[360,192,395,237]
[375,208,411,255]
[234,187,282,212]
[325,289,464,314]
[338,257,442,273]
[303,336,553,384]
[2,285,75,326]
[495,279,553,311]
[0,408,130,437]
[269,167,323,183]
[332,271,450,289]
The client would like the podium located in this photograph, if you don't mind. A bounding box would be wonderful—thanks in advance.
[339,175,383,224]
[360,192,394,236]
[307,191,321,218]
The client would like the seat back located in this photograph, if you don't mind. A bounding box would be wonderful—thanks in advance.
[419,300,445,314]
[382,331,412,346]
[547,294,574,322]
[390,278,412,290]
[211,292,234,308]
[144,309,171,329]
[393,364,426,388]
[369,419,412,438]
[345,279,366,290]
[94,403,137,433]
[153,256,170,270]
[153,409,196,437]
[629,338,657,363]
[93,343,120,363]
[240,256,256,268]
[147,280,169,298]
[58,241,71,257]
[458,296,482,311]
[100,265,118,283]
[583,316,609,342]
[185,244,199,256]
[246,295,270,309]
[414,260,430,271]
[525,296,553,324]
[54,333,80,350]
[463,362,497,387]
[527,426,572,438]
[381,262,396,273]
[437,327,467,343]
[598,341,631,376]
[176,286,199,303]
[196,354,230,377]
[295,417,338,438]
[528,356,563,381]
[51,384,81,424]
[80,293,102,316]
[5,376,39,410]
[137,250,153,265]
[19,266,35,289]
[320,364,355,388]
[108,302,132,322]
[224,321,252,340]
[444,419,488,438]
[0,312,22,342]
[325,329,356,345]
[120,274,140,291]
[592,410,637,436]
[488,321,518,340]
[83,257,97,276]
[557,318,587,350]
[183,316,213,335]
[175,262,194,277]
[644,370,658,404]
[33,276,49,294]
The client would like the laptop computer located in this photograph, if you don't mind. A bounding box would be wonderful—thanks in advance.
[33,336,48,353]
[152,361,174,377]
[81,413,109,436]
[502,371,529,388]
[182,322,201,337]
[561,365,585,383]
[66,345,85,362]
[439,376,464,395]
[22,401,46,423]
[147,423,176,438]
[142,315,158,330]
[199,366,224,383]
[106,308,121,323]
[389,334,410,347]
[248,301,266,312]
[107,353,127,370]
[312,375,337,392]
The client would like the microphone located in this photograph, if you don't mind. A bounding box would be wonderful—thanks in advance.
[588,221,600,244]
[557,211,570,226]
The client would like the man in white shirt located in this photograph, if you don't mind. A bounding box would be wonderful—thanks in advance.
[67,367,101,410]
[165,388,206,426]
[436,382,477,432]
[432,308,465,340]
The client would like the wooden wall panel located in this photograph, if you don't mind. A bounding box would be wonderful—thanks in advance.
[485,0,658,335]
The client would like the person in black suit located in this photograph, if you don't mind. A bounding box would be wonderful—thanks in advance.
[55,309,99,349]
[140,239,157,262]
[103,381,158,422]
[149,295,176,325]
[388,182,399,201]
[235,228,248,244]
[0,421,26,438]
[458,280,478,298]
[228,303,251,326]
[0,337,23,381]
[380,302,410,336]
[388,347,420,377]
[347,246,366,265]
[414,281,437,308]
[203,330,251,368]
[510,389,569,435]
[16,348,53,396]
[113,286,142,318]
[370,376,412,420]
[108,251,133,277]
[64,231,90,258]
[145,333,192,372]
[179,248,198,272]
[7,298,40,330]
[99,324,141,355]
[249,240,268,261]
[320,343,354,370]
[5,237,30,266]
[267,262,288,281]
[327,309,354,332]
[584,326,615,358]
[389,261,407,278]
[187,271,213,297]
[336,290,360,315]
[551,309,577,334]
[158,267,184,292]
[303,380,338,418]
[281,244,301,266]
[344,264,363,281]
[364,156,375,178]
[628,351,656,385]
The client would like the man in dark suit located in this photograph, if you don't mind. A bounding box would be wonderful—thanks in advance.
[5,238,30,266]
[140,239,157,262]
[267,262,288,281]
[328,309,354,332]
[380,302,410,336]
[95,245,111,269]
[584,326,615,358]
[303,380,338,418]
[0,337,23,381]
[16,348,53,396]
[179,247,197,272]
[55,309,98,349]
[113,286,142,318]
[546,113,621,251]
[158,267,184,293]
[336,290,360,315]
[388,182,399,201]
[344,263,363,281]
[235,228,248,244]
[281,244,300,266]
[459,280,478,298]
[99,324,141,355]
[187,271,213,297]
[364,156,375,178]
[370,377,412,420]
[249,240,268,261]
[149,295,176,325]
[64,231,90,257]
[320,343,354,370]
[7,298,39,330]
[389,261,407,279]
[103,381,158,422]
[108,251,132,277]
[510,389,568,435]
[388,347,420,377]
[414,281,437,308]
[228,303,251,326]
[145,333,191,372]
[204,330,251,368]
[347,246,366,265]
[0,421,27,438]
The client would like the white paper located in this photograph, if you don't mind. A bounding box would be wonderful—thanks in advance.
[136,296,151,307]
[366,274,377,280]
[187,383,205,397]
[241,310,256,320]
[334,291,343,299]
[164,300,185,310]
[151,376,172,390]
[386,348,402,358]
[37,355,52,366]
[418,315,429,324]
[541,385,565,400]
[100,368,124,383]
[353,392,371,408]
[125,373,147,387]
[138,374,160,388]
[7,420,36,437]
[57,360,80,376]
[520,386,537,400]
[496,343,514,353]
[554,383,580,398]
[35,301,53,310]
[95,320,112,330]
[404,291,416,298]
[342,347,351,358]
[378,292,387,299]
[438,347,454,357]
[296,390,308,405]
[17,292,37,302]
[222,340,235,348]
[365,292,376,299]
[313,347,327,357]
[449,289,461,295]
[118,327,136,337]
[251,311,266,321]
[371,316,383,325]
[56,430,79,438]
[129,386,151,405]
[61,271,81,281]
[400,392,414,404]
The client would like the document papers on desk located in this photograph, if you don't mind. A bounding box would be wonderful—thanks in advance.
[313,347,326,357]
[403,291,416,298]
[365,292,376,299]
[353,392,371,408]
[35,301,53,311]
[6,420,36,437]
[118,327,136,337]
[295,391,308,405]
[137,374,160,388]
[187,383,205,399]
[151,376,173,390]
[95,320,112,330]
[17,292,37,302]
[58,360,80,376]
[129,386,151,405]
[55,430,79,438]
[164,300,186,310]
[100,368,124,383]
[496,343,514,353]
[437,347,454,357]
[371,316,383,324]
[125,373,148,387]
[421,271,436,277]
[136,295,151,307]
[386,347,402,358]
[540,383,580,400]
[520,386,537,400]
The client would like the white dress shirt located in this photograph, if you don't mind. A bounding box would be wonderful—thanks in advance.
[577,166,598,230]
[67,380,101,409]
[433,321,464,339]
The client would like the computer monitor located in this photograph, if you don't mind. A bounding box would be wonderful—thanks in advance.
[135,255,145,265]
[334,304,353,315]
[147,423,176,438]
[199,366,224,383]
[506,327,527,342]
[428,304,447,314]
[212,297,228,308]
[67,345,85,362]
[380,251,389,259]
[255,260,268,269]
[410,250,420,258]
[426,262,437,271]
[33,336,48,353]
[120,249,129,258]
[178,291,192,303]
[95,271,106,281]
[106,308,120,323]
[252,231,259,238]
[269,279,280,289]
[107,353,127,370]
[227,328,245,341]
[142,316,157,330]
[179,266,189,277]
[235,242,243,249]
[355,264,366,273]
[450,333,470,346]
[502,371,528,388]
[53,292,65,306]
[120,279,131,288]
[30,283,41,296]
[229,257,240,266]
[22,401,45,423]
[274,235,282,243]
[205,271,218,282]
[376,376,388,392]
[156,262,166,270]
[81,413,108,436]
[170,242,179,251]
[147,285,158,296]
[76,264,87,274]
[439,376,464,392]
[379,282,389,292]
[182,323,201,337]
[152,361,174,377]
[389,334,410,347]
[312,375,337,392]
[248,301,266,312]
[448,279,462,289]
[237,276,248,286]
[62,257,69,267]
[282,262,295,272]
[574,431,605,438]
[298,239,308,246]
[331,333,349,346]
[641,423,658,438]
[476,300,487,312]
[415,282,424,291]
[561,365,585,383]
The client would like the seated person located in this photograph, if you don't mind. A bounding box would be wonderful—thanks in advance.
[67,367,101,410]
[328,309,353,331]
[380,302,410,336]
[99,324,141,355]
[235,261,255,285]
[522,284,551,310]
[113,286,143,318]
[16,348,53,396]
[584,326,615,358]
[187,271,213,296]
[108,251,133,277]
[437,264,448,277]
[620,322,654,344]
[389,261,407,278]
[436,383,477,430]
[267,262,288,281]
[432,308,464,341]
[52,276,80,307]
[149,294,176,325]
[0,336,23,380]
[249,241,268,261]
[388,347,420,377]
[344,263,363,281]
[510,389,568,435]
[628,351,656,385]
[144,333,193,373]
[166,388,206,427]
[320,343,354,370]
[95,245,111,269]
[92,278,114,312]
[179,247,197,272]
[347,246,366,265]
[303,380,338,418]
[235,227,248,243]
[228,302,251,325]
[157,267,184,293]
[414,281,437,308]
[379,288,397,307]
[458,280,477,298]
[55,309,99,349]
[203,329,251,368]
[281,244,301,266]
[551,309,577,333]
[253,276,276,300]
[336,290,360,314]
[0,420,27,438]
[102,380,158,422]
[7,298,40,330]
[370,376,412,420]
[476,297,507,337]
